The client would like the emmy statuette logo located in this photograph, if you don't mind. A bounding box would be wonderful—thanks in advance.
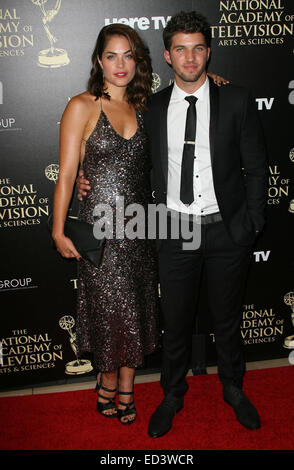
[151,73,161,94]
[31,0,70,68]
[45,163,59,183]
[283,292,294,351]
[59,315,93,375]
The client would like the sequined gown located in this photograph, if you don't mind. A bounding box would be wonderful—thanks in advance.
[76,105,160,372]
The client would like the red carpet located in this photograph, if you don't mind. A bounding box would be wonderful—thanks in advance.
[0,366,293,451]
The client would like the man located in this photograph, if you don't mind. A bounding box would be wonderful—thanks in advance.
[77,11,267,438]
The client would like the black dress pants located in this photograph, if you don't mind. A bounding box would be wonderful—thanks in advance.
[158,217,252,400]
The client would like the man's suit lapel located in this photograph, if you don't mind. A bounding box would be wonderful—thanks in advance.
[159,85,173,185]
[208,76,219,166]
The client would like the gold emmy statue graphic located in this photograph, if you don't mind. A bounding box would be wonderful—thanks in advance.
[59,315,93,375]
[283,292,294,349]
[31,0,70,68]
[45,163,59,183]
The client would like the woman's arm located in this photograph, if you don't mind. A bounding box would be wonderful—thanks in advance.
[52,96,89,260]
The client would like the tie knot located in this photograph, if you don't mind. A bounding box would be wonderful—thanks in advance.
[185,95,197,106]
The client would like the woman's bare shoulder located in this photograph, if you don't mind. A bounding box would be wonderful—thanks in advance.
[72,91,97,103]
[67,91,95,110]
[62,91,97,121]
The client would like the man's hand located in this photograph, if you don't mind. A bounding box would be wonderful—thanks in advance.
[76,169,91,201]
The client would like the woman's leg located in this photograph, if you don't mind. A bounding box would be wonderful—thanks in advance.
[117,366,136,423]
[97,370,118,416]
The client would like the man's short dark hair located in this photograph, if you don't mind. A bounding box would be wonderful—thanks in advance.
[163,11,211,50]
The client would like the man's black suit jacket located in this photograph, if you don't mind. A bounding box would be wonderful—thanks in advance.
[143,76,268,247]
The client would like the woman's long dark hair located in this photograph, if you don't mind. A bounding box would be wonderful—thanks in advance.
[87,24,153,111]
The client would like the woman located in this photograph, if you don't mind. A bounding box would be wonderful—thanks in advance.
[53,23,227,426]
[52,24,160,425]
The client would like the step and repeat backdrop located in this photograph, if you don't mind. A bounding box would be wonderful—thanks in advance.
[1,0,293,390]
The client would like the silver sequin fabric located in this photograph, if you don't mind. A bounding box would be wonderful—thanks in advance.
[76,108,160,372]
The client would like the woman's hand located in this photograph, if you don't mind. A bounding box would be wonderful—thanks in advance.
[208,73,230,86]
[53,233,82,261]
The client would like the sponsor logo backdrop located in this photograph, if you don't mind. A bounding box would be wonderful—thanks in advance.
[0,0,293,389]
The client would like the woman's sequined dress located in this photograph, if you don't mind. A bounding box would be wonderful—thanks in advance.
[76,105,160,372]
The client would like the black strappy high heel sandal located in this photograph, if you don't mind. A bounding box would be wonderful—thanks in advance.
[117,390,137,425]
[95,373,117,418]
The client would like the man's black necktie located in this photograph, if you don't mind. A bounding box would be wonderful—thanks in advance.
[180,95,197,206]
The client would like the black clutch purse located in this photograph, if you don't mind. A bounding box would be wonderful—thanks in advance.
[48,213,105,268]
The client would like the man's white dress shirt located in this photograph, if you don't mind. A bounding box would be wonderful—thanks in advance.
[167,77,219,215]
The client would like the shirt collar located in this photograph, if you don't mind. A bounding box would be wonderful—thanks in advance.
[170,75,209,103]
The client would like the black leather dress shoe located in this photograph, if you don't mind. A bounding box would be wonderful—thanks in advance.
[223,384,261,430]
[148,397,183,438]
